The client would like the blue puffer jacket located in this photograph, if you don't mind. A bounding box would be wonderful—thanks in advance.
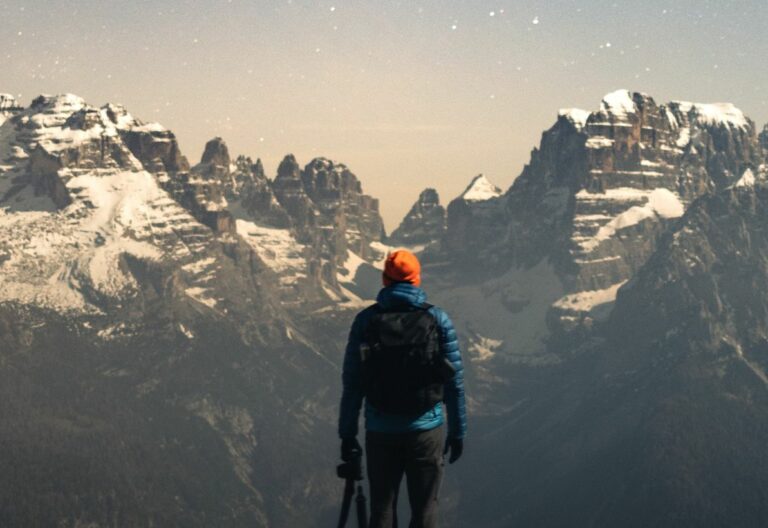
[338,283,467,440]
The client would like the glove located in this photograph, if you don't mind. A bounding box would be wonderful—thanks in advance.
[341,437,362,462]
[443,437,463,464]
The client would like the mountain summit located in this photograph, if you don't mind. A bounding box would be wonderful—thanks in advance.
[458,174,502,202]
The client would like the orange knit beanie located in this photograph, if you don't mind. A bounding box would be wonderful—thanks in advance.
[383,249,421,287]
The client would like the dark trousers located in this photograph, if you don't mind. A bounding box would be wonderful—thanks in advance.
[366,425,445,528]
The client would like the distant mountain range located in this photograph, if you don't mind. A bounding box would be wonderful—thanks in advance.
[1,89,767,526]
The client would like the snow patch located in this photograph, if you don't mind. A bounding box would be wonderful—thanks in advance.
[468,335,503,362]
[339,250,366,281]
[601,89,636,117]
[179,323,195,339]
[428,261,564,365]
[676,127,690,148]
[558,108,590,129]
[586,136,614,149]
[459,174,502,202]
[674,100,749,130]
[733,168,756,188]
[581,188,683,251]
[235,220,306,275]
[554,281,626,314]
[185,287,218,308]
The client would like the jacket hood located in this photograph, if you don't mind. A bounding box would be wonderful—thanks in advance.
[376,283,427,310]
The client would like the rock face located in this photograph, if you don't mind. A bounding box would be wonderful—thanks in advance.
[230,155,290,228]
[302,157,384,262]
[112,103,190,174]
[469,183,768,527]
[231,153,386,294]
[138,140,389,301]
[444,175,504,258]
[389,188,446,248]
[759,124,768,155]
[610,181,768,350]
[0,93,22,124]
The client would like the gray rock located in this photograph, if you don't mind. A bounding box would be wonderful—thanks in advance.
[389,188,446,247]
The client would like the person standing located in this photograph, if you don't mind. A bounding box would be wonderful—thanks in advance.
[338,249,467,528]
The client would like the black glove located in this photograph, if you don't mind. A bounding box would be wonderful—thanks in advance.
[341,437,363,462]
[443,437,463,464]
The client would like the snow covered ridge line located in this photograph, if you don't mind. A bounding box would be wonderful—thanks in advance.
[601,89,637,117]
[556,89,754,132]
[671,100,750,130]
[558,108,590,130]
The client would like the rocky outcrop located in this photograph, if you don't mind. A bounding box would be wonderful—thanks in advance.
[272,154,317,231]
[230,155,290,228]
[301,157,384,261]
[389,188,446,248]
[114,107,190,174]
[0,93,22,124]
[200,136,231,168]
[501,90,764,337]
[27,146,72,208]
[444,175,505,258]
[461,183,768,528]
[759,124,768,157]
[610,181,768,350]
[0,94,144,210]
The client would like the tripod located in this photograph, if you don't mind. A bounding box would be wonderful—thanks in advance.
[336,455,368,528]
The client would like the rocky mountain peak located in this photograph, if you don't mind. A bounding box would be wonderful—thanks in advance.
[252,157,266,179]
[389,188,446,247]
[0,93,18,109]
[558,108,590,130]
[610,181,768,353]
[0,94,22,123]
[759,124,768,152]
[597,89,640,119]
[444,175,507,257]
[459,174,503,202]
[301,157,365,207]
[669,100,751,131]
[200,136,231,168]
[276,153,302,181]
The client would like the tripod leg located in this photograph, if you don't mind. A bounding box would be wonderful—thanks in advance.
[392,483,399,528]
[337,479,355,528]
[355,485,368,528]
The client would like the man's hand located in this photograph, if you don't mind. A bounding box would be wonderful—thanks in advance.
[443,437,463,464]
[341,437,363,461]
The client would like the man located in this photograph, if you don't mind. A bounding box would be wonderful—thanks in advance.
[338,249,467,528]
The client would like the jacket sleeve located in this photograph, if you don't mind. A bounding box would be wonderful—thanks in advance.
[338,309,369,439]
[433,307,467,439]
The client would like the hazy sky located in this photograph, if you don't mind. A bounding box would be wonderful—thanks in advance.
[3,0,768,229]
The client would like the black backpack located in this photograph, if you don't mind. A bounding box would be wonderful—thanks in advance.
[361,303,452,415]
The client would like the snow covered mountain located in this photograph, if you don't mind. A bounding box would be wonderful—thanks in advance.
[393,90,767,375]
[0,93,384,526]
[388,188,445,249]
[461,181,768,527]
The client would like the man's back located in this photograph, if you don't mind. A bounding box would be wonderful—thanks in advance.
[338,250,466,528]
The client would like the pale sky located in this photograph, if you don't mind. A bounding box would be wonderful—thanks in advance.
[3,0,768,230]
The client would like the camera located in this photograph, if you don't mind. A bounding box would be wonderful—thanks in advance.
[336,455,363,481]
